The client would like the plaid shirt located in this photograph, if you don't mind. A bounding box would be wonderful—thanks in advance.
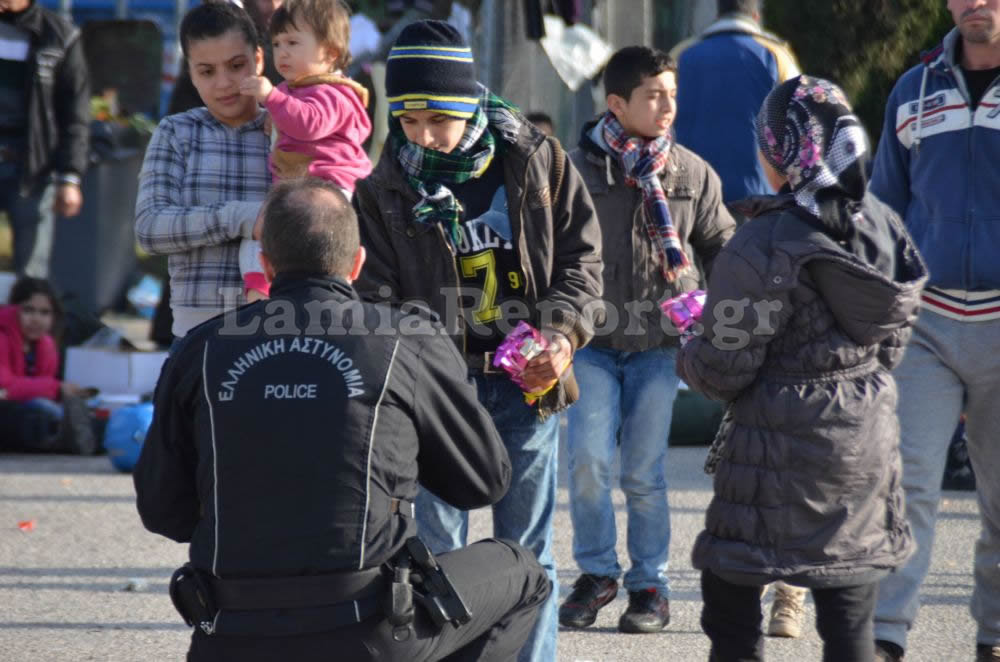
[135,108,271,319]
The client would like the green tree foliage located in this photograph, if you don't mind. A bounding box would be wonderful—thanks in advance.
[765,0,953,145]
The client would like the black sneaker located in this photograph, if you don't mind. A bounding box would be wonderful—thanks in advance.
[977,644,1000,662]
[558,574,618,628]
[618,588,670,634]
[875,639,904,661]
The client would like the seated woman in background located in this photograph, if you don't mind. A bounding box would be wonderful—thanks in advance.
[0,277,95,454]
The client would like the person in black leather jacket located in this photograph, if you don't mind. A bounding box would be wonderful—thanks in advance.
[134,176,551,662]
[0,0,89,277]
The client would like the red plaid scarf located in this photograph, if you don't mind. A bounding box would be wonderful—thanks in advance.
[601,112,691,281]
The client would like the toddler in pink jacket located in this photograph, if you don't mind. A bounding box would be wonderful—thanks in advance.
[238,0,372,298]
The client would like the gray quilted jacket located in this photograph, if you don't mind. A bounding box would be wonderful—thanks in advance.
[677,192,927,588]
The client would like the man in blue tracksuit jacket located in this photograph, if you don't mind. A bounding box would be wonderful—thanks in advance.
[869,3,1000,660]
[673,0,799,204]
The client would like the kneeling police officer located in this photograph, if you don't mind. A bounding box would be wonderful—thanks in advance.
[134,177,551,661]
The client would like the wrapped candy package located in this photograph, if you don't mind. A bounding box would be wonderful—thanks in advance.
[493,322,555,404]
[660,290,706,340]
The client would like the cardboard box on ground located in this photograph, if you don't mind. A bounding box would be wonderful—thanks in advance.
[64,348,168,406]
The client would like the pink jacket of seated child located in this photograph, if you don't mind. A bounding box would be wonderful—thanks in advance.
[265,73,373,192]
[0,304,61,402]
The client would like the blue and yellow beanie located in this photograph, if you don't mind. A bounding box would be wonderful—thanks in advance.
[385,20,479,119]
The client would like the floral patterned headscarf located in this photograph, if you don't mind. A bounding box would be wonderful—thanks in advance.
[756,75,869,217]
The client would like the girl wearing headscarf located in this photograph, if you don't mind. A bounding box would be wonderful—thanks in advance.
[676,75,928,661]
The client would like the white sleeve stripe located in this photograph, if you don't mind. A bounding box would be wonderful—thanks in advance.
[202,342,222,577]
[358,339,400,569]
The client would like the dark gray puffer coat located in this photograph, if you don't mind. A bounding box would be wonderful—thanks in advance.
[677,193,927,588]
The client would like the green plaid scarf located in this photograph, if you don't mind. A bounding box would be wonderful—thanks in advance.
[392,84,521,251]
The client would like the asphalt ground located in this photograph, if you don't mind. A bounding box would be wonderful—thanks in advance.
[0,433,980,662]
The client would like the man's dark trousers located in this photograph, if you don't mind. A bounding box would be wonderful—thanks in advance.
[0,162,56,278]
[187,538,552,662]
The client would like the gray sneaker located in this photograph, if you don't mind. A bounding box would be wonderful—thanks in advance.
[767,583,806,638]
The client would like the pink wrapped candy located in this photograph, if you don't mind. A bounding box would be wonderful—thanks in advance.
[493,322,554,404]
[494,322,548,383]
[660,290,706,335]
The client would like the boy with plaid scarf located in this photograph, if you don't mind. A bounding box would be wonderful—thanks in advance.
[559,45,735,634]
[353,20,603,662]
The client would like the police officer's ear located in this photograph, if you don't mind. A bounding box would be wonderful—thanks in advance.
[346,246,366,283]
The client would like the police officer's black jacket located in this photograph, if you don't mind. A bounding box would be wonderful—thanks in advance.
[134,273,510,578]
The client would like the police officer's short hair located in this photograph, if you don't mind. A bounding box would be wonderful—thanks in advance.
[718,0,762,16]
[260,177,360,277]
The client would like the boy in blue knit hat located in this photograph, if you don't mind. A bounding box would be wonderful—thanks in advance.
[353,19,604,662]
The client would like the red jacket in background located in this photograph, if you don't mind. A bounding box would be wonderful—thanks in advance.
[0,305,61,402]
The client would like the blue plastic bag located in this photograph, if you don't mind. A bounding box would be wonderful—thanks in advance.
[126,274,163,320]
[103,403,154,472]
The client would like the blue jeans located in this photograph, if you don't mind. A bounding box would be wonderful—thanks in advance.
[415,375,558,662]
[566,345,679,593]
[0,397,63,451]
[23,398,64,421]
[875,312,1000,649]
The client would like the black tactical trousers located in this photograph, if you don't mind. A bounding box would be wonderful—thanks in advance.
[187,538,551,662]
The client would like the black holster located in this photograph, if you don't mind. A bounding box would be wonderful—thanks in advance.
[169,564,219,634]
[388,537,472,630]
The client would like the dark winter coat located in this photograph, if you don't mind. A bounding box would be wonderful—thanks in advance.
[354,122,603,419]
[570,118,735,352]
[677,193,926,588]
[135,274,510,574]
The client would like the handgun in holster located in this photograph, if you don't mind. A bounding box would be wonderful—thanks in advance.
[404,537,472,629]
[169,564,219,635]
